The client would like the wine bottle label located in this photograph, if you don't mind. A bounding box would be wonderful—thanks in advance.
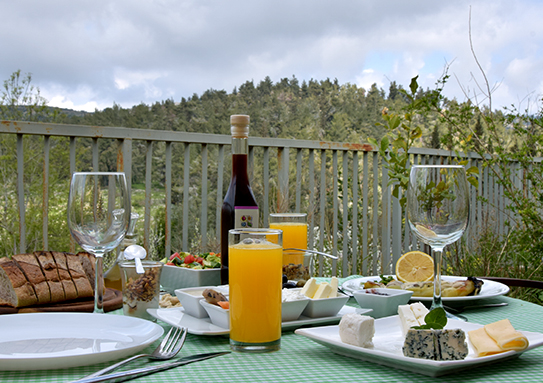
[234,206,259,228]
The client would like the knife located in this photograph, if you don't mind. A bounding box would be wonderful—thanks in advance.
[71,351,230,383]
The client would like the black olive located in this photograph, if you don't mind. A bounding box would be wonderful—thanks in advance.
[282,274,288,284]
[282,282,297,289]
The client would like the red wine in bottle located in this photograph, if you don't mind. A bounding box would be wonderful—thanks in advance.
[220,115,259,284]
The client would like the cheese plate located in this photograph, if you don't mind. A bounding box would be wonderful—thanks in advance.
[341,276,510,302]
[147,305,372,336]
[295,315,543,377]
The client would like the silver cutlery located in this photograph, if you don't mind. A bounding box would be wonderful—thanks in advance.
[71,351,230,383]
[444,302,508,314]
[78,326,187,380]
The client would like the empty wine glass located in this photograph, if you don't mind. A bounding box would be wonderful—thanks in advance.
[407,165,469,314]
[67,172,130,313]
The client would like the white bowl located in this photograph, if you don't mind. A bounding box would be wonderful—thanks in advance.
[174,286,216,319]
[199,300,229,328]
[352,288,413,318]
[160,265,221,293]
[301,292,349,318]
[281,297,310,321]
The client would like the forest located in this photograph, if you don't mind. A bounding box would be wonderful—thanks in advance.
[2,70,543,304]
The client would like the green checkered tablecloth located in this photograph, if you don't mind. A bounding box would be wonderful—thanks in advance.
[3,276,543,383]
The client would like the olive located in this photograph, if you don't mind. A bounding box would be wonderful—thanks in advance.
[282,282,297,289]
[282,274,288,284]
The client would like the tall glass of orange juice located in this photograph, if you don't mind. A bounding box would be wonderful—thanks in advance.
[269,213,307,265]
[228,228,283,352]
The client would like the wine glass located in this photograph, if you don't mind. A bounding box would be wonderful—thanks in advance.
[67,172,130,313]
[406,165,469,314]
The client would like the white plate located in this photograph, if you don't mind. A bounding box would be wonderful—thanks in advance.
[147,306,372,336]
[341,276,510,302]
[295,316,543,377]
[0,313,164,371]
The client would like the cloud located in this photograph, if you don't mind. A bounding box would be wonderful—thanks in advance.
[0,0,541,113]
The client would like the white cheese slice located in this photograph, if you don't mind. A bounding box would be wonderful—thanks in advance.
[339,313,375,348]
[398,304,420,336]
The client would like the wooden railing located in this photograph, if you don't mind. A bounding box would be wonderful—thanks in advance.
[0,120,512,277]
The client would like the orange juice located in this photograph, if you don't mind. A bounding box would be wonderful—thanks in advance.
[229,241,282,347]
[270,222,307,264]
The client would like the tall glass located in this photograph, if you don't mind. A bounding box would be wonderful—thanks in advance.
[269,213,307,265]
[407,165,469,313]
[229,228,282,352]
[67,172,130,313]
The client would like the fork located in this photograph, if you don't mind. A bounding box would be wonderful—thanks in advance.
[77,326,188,381]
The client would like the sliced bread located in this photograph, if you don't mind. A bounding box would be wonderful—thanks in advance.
[65,252,94,299]
[50,251,78,301]
[12,253,51,304]
[0,257,38,307]
[34,251,65,303]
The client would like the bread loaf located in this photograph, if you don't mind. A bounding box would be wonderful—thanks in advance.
[0,252,96,308]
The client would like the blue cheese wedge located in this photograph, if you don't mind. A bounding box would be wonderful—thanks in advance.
[339,313,375,348]
[403,329,468,361]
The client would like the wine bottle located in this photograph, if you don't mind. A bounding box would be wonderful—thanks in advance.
[220,115,259,284]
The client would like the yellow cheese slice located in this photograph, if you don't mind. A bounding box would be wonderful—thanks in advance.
[484,319,529,351]
[468,327,503,357]
[329,277,338,297]
[313,283,333,299]
[301,278,318,298]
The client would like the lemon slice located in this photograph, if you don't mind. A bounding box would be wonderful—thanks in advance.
[415,224,437,238]
[395,251,434,283]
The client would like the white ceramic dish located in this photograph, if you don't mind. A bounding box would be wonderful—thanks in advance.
[160,265,221,293]
[341,276,510,302]
[282,297,310,321]
[198,295,312,326]
[200,300,230,328]
[295,316,543,377]
[352,288,413,318]
[0,312,164,371]
[302,292,350,318]
[174,286,228,319]
[147,305,372,336]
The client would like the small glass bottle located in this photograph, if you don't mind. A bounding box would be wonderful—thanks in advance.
[104,212,140,290]
[220,115,259,284]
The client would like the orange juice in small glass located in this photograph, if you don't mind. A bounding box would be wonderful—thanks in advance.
[269,213,307,265]
[229,228,282,352]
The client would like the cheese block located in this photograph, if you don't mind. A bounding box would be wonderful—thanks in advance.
[484,319,528,351]
[403,329,468,361]
[339,313,375,347]
[313,283,332,299]
[398,302,429,335]
[301,278,318,298]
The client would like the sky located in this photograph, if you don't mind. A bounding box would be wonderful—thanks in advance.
[1,1,542,114]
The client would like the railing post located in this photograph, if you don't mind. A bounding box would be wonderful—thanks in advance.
[277,146,289,212]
